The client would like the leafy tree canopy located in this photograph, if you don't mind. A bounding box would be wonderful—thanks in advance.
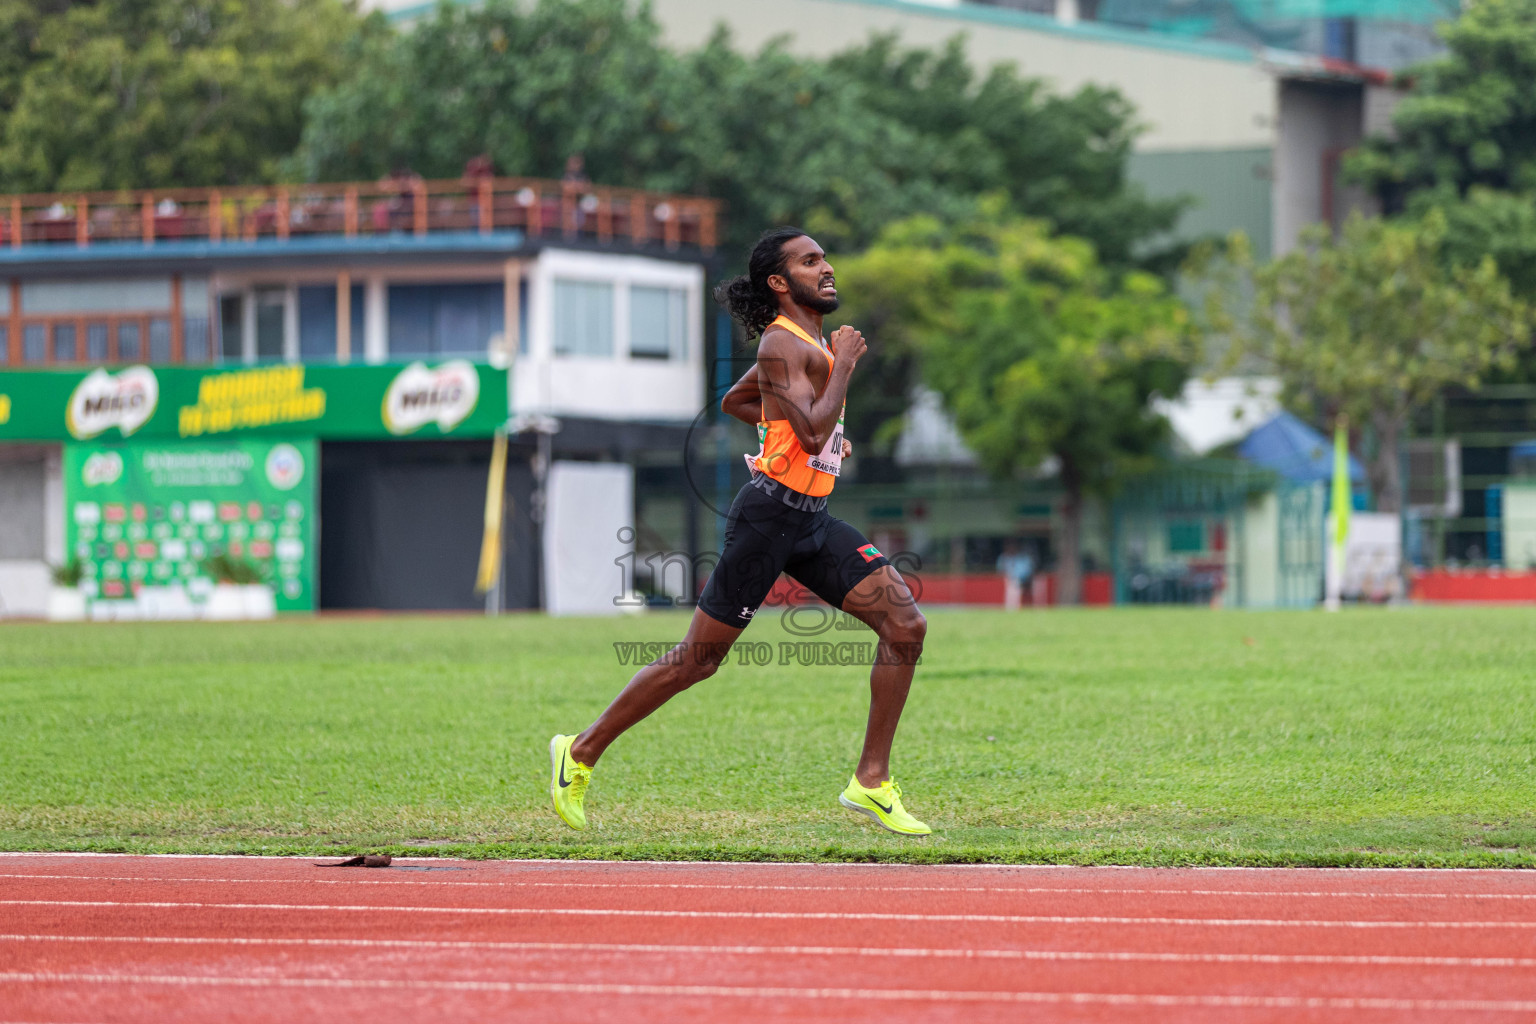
[0,0,74,125]
[292,0,1181,266]
[834,203,1197,602]
[0,0,371,192]
[1348,0,1536,314]
[1349,0,1536,202]
[1204,213,1532,514]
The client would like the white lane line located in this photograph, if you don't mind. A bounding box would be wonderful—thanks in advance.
[5,873,1536,901]
[0,853,1530,875]
[4,971,1536,1012]
[6,899,1536,929]
[4,933,1535,969]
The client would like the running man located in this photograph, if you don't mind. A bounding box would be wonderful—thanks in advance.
[549,227,931,835]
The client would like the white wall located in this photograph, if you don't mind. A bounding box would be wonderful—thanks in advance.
[639,0,1275,153]
[1240,489,1280,608]
[1503,483,1536,571]
[1155,377,1281,456]
[517,248,705,423]
[0,445,62,618]
[368,0,1279,153]
[21,278,175,313]
[1273,79,1366,255]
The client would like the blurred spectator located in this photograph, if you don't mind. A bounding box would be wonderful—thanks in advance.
[462,153,495,185]
[373,166,423,231]
[997,541,1035,610]
[562,153,590,187]
[461,154,497,230]
[562,153,594,232]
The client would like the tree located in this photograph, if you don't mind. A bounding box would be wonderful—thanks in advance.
[835,207,1197,604]
[292,0,1181,263]
[828,34,1180,270]
[1347,0,1536,319]
[0,0,370,192]
[292,0,679,188]
[1211,213,1532,515]
[0,0,75,125]
[1349,0,1536,205]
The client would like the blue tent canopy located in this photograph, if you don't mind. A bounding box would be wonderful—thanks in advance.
[1237,411,1365,484]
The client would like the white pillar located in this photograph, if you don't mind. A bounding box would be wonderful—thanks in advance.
[336,271,351,364]
[501,259,520,363]
[364,275,387,363]
[283,282,299,362]
[241,289,256,364]
[1055,0,1079,24]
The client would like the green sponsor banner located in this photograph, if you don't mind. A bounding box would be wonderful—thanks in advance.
[64,438,318,615]
[0,360,507,441]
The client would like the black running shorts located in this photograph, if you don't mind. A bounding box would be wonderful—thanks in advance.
[697,471,892,629]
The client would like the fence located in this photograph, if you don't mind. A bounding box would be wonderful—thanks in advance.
[0,177,720,253]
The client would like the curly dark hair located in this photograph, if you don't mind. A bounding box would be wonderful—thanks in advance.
[713,226,807,339]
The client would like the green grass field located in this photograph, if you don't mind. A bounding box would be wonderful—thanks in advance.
[2,606,1534,866]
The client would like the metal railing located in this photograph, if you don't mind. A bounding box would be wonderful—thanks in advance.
[0,177,720,252]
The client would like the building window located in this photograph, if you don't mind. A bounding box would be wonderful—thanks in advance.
[298,284,364,361]
[23,324,45,363]
[149,318,173,363]
[52,323,76,362]
[254,289,285,361]
[553,278,614,357]
[518,276,529,355]
[388,283,503,358]
[87,323,109,362]
[630,284,686,360]
[184,315,211,363]
[219,296,242,362]
[118,322,142,362]
[0,325,7,364]
[1168,521,1205,553]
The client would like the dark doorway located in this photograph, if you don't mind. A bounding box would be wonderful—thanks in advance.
[319,440,538,610]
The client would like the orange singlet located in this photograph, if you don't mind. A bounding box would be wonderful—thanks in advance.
[745,314,844,498]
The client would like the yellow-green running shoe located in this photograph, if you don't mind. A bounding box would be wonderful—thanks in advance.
[839,776,931,835]
[549,734,592,830]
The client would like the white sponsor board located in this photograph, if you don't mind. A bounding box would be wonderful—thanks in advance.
[1325,511,1402,602]
[543,461,634,616]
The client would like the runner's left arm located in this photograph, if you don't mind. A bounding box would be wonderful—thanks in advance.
[720,365,763,425]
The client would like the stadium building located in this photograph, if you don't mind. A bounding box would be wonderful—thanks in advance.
[0,177,718,618]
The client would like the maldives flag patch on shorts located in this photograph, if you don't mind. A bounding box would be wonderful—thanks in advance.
[858,543,883,563]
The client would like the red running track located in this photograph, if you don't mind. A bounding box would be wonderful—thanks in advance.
[2,854,1536,1022]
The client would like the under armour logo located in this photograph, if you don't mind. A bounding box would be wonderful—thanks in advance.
[740,607,756,620]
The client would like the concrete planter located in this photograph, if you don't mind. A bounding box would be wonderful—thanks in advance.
[241,584,276,620]
[204,584,246,620]
[47,587,86,622]
[205,583,276,621]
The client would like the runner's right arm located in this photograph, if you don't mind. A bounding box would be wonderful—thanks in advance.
[756,325,862,453]
[720,365,762,425]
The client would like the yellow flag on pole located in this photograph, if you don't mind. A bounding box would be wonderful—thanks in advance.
[1331,417,1351,547]
[475,429,508,596]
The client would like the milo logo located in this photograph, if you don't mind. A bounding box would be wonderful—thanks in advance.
[66,366,159,439]
[381,360,480,435]
[81,450,124,486]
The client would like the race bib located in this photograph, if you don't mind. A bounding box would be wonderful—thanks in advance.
[805,405,844,477]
